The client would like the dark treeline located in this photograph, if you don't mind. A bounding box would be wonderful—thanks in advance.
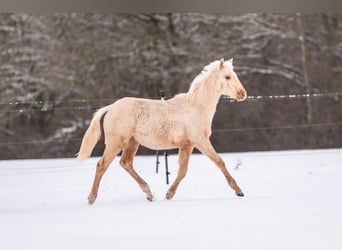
[0,13,341,159]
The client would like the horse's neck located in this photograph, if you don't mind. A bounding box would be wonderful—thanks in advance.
[187,76,221,121]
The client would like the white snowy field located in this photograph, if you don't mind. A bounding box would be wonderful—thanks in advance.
[1,149,342,250]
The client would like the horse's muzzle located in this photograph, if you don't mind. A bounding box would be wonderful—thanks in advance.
[236,89,247,102]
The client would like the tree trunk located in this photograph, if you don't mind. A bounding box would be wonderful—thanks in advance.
[296,13,313,123]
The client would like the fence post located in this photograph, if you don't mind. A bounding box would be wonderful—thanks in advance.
[164,151,170,185]
[155,90,170,185]
[155,151,160,173]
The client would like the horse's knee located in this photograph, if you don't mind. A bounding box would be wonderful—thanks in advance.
[119,158,126,168]
[96,160,106,172]
[119,157,131,170]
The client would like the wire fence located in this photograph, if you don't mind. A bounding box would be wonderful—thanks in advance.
[223,91,342,102]
[214,121,342,133]
[1,91,342,113]
[0,91,341,148]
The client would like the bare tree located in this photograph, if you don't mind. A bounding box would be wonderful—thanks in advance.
[0,13,341,159]
[296,13,313,123]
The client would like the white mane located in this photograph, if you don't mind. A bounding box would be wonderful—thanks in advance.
[187,59,234,99]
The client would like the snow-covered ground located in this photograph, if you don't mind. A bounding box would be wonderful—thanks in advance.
[1,149,342,250]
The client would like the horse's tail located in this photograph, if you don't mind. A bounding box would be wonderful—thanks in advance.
[76,106,109,161]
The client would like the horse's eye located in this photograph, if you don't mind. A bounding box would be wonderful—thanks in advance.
[225,75,231,80]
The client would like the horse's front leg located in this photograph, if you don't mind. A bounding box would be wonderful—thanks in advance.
[196,139,244,197]
[166,146,193,200]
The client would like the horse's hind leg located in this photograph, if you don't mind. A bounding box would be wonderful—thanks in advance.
[88,143,121,205]
[120,137,153,201]
[166,146,193,200]
[197,139,244,197]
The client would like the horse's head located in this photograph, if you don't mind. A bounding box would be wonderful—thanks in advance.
[217,58,247,102]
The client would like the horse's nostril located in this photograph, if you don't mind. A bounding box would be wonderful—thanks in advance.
[238,89,247,100]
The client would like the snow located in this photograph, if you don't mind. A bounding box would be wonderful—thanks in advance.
[1,149,342,250]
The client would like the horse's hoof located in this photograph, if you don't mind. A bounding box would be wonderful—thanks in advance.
[88,195,96,205]
[236,191,244,197]
[146,195,154,202]
[165,191,174,200]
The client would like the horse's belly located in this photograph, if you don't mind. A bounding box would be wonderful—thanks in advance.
[134,118,187,150]
[134,134,177,150]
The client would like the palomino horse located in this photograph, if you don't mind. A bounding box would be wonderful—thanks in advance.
[77,58,247,204]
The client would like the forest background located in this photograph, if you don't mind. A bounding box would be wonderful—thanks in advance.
[0,13,341,159]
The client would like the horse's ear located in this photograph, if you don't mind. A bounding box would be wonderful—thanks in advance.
[227,58,233,65]
[219,58,225,69]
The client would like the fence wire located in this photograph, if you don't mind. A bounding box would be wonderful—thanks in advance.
[222,91,342,102]
[1,91,341,113]
[0,91,341,147]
